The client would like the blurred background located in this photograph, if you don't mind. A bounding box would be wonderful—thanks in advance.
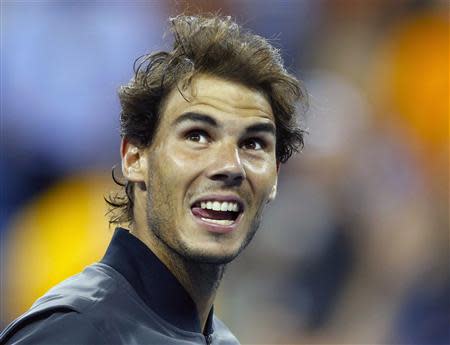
[1,0,448,344]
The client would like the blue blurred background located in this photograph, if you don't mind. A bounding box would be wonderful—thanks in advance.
[1,1,448,344]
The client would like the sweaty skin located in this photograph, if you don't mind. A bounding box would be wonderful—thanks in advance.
[121,74,279,331]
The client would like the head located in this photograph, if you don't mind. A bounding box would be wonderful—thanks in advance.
[106,14,305,264]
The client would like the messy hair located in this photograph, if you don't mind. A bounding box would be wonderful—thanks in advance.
[105,14,306,226]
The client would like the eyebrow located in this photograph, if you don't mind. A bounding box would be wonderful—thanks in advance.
[245,122,276,136]
[173,112,218,127]
[173,111,275,136]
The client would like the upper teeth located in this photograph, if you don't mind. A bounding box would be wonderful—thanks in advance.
[200,201,239,212]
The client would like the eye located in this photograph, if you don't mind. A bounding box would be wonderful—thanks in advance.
[241,138,265,151]
[185,129,209,144]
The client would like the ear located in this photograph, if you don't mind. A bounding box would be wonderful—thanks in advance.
[268,162,280,202]
[120,138,147,183]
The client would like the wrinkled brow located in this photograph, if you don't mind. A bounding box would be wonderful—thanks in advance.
[173,111,275,136]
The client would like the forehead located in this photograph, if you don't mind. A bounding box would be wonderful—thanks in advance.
[160,74,274,124]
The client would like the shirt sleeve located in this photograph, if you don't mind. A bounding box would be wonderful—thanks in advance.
[2,310,108,345]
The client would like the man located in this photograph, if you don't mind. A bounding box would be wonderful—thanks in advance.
[1,15,304,344]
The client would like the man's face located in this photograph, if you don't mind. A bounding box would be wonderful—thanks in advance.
[142,74,278,264]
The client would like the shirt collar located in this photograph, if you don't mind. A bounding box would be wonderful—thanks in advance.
[101,227,214,335]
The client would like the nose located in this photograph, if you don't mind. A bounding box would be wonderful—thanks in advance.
[207,144,246,186]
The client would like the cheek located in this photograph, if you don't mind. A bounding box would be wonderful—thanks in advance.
[244,158,277,194]
[160,141,206,170]
[245,158,275,175]
[152,142,205,195]
[170,153,201,173]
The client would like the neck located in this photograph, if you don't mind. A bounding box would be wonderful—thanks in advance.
[169,256,225,330]
[130,213,225,332]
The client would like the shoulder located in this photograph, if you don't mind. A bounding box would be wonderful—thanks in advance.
[0,263,127,345]
[34,263,121,310]
[1,309,109,345]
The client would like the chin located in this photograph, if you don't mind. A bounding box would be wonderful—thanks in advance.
[174,242,243,265]
[183,252,239,265]
[177,221,260,265]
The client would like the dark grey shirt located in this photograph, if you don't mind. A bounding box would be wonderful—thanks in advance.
[0,228,239,345]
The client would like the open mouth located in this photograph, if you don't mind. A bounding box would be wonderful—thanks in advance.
[191,200,243,227]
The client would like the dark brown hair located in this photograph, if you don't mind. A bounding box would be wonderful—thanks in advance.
[105,14,306,226]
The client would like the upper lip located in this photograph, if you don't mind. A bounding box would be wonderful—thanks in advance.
[191,194,245,211]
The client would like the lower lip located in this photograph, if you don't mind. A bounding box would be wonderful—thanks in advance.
[190,210,243,234]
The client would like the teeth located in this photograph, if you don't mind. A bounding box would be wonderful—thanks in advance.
[212,201,221,211]
[220,202,228,211]
[199,200,240,212]
[201,217,234,226]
